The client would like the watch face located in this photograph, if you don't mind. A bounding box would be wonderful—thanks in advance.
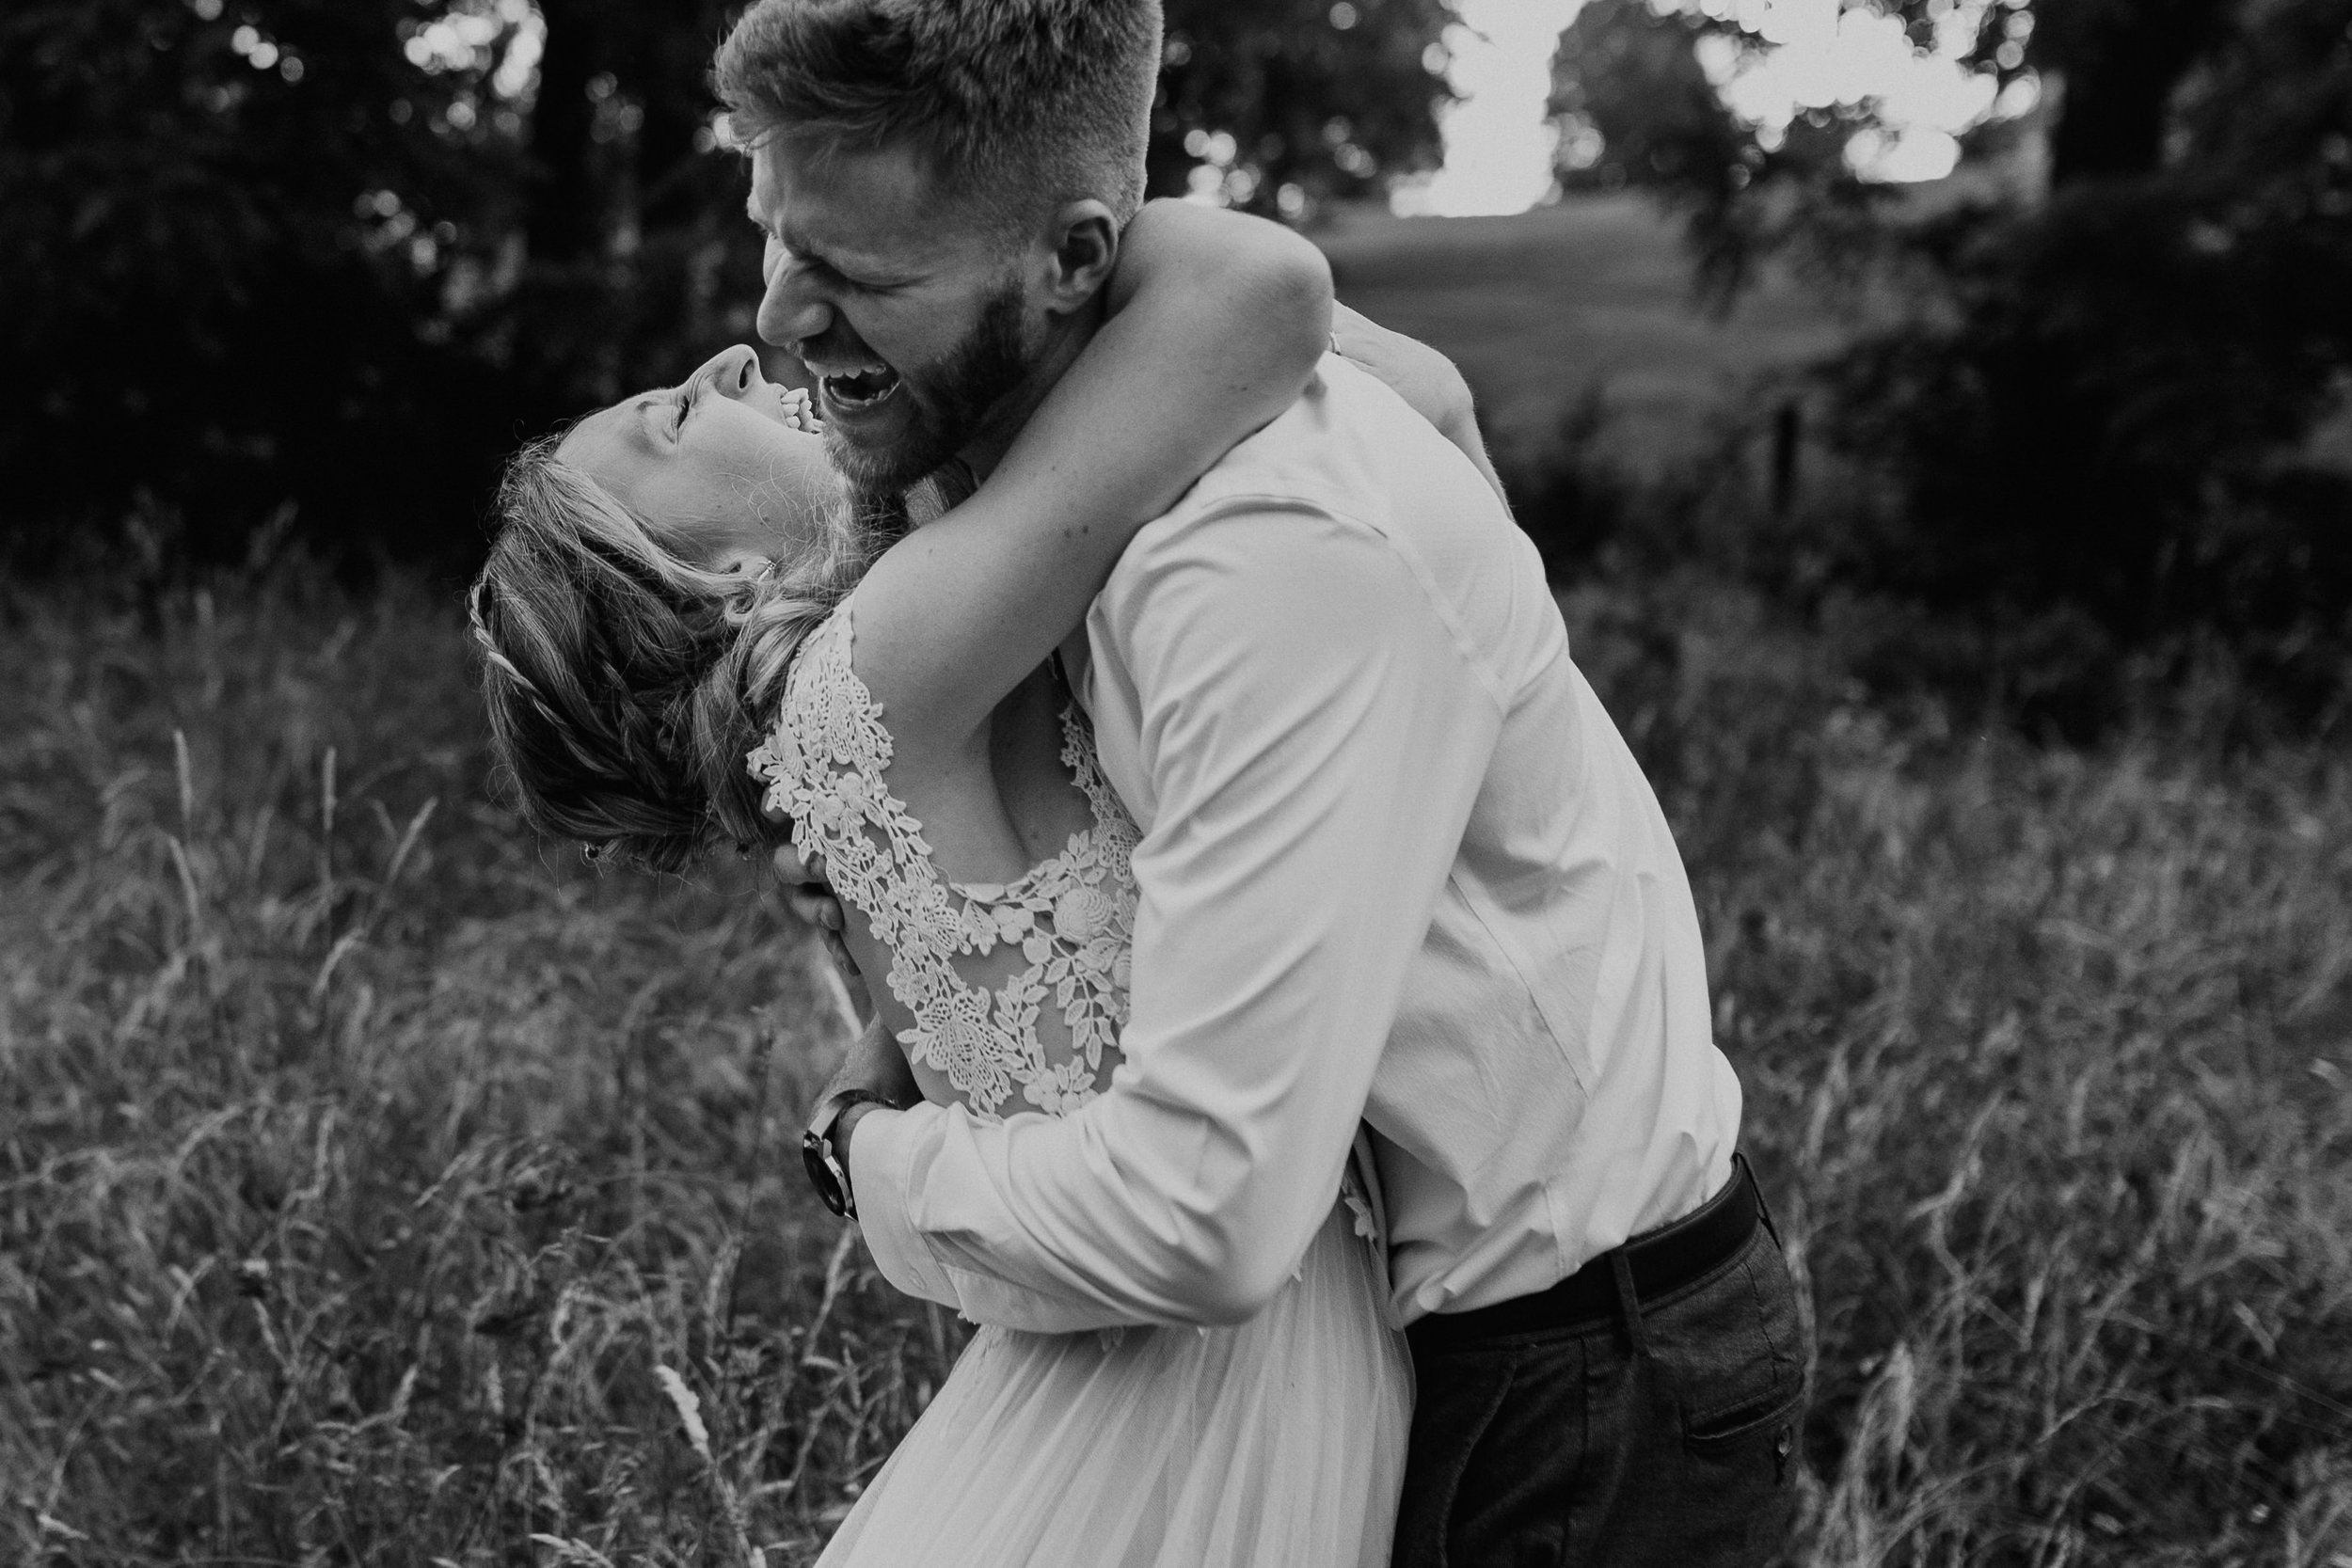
[802,1129,850,1218]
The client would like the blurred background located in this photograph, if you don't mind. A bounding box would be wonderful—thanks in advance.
[5,0,2350,722]
[5,4,2351,1563]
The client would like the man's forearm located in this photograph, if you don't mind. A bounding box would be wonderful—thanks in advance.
[849,1101,1175,1333]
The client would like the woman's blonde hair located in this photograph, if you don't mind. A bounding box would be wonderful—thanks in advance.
[469,431,887,874]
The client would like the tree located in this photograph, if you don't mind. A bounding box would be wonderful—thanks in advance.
[493,0,757,414]
[0,0,533,562]
[1545,0,1880,296]
[1151,0,1456,216]
[1549,0,2352,673]
[3,0,1460,568]
[2030,0,2234,185]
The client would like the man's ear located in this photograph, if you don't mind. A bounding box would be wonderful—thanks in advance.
[1040,198,1120,316]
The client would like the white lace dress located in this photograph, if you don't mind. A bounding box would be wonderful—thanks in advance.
[750,595,1412,1568]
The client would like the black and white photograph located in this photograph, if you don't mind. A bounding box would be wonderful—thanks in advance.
[5,0,2349,1562]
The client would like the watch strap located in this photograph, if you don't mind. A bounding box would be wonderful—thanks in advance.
[802,1087,897,1219]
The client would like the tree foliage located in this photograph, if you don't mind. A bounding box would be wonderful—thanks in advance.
[1,0,1454,568]
[1550,0,2352,668]
[0,0,527,562]
[1152,0,1454,214]
[1547,0,1888,296]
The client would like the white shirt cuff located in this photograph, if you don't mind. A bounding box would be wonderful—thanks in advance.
[846,1103,962,1310]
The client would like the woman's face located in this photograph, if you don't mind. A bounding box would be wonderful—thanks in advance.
[559,344,843,572]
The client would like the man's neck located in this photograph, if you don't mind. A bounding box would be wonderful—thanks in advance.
[958,298,1104,484]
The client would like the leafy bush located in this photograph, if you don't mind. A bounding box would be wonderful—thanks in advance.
[1811,182,2352,648]
[1494,386,1634,578]
[1548,0,2352,709]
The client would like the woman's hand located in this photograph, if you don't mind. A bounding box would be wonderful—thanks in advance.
[811,1014,922,1168]
[774,841,857,978]
[1332,302,1507,506]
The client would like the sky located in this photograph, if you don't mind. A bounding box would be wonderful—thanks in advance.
[1392,0,2026,216]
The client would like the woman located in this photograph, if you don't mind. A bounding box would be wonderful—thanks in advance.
[470,198,1494,1566]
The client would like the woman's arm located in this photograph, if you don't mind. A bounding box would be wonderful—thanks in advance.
[847,199,1332,756]
[1331,302,1507,505]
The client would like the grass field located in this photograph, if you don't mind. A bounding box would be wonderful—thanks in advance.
[6,562,2348,1566]
[1319,197,1851,472]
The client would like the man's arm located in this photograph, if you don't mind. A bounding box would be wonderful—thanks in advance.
[842,500,1503,1329]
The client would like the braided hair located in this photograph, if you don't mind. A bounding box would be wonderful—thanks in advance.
[469,432,890,874]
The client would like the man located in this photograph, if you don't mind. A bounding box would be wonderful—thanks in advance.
[719,1,1806,1561]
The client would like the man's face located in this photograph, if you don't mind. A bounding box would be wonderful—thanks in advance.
[748,137,1044,494]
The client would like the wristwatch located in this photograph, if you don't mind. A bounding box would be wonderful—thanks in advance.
[802,1088,898,1219]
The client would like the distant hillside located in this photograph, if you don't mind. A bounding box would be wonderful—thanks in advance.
[1322,195,2352,476]
[1317,197,1851,472]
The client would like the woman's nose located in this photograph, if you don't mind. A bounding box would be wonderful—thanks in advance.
[687,343,762,401]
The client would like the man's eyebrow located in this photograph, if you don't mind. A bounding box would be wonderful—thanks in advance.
[743,198,811,254]
[744,199,869,275]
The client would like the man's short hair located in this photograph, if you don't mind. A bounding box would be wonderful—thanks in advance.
[713,0,1164,227]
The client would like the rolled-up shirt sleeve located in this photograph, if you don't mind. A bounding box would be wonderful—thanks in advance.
[847,499,1503,1330]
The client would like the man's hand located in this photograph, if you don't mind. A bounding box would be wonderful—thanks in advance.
[812,1014,921,1166]
[773,840,858,979]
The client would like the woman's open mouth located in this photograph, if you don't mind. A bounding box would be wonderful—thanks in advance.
[820,366,902,413]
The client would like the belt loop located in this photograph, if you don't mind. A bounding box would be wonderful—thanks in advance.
[1608,1248,1648,1356]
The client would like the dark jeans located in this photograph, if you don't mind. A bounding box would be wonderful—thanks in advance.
[1392,1218,1807,1568]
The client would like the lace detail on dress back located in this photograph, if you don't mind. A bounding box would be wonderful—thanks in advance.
[748,597,1139,1120]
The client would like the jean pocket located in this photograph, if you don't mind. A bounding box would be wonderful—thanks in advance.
[1681,1375,1806,1556]
[1684,1376,1806,1456]
[1650,1232,1807,1451]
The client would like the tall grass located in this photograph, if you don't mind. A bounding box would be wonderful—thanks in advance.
[1,568,939,1565]
[3,565,2347,1566]
[1569,575,2352,1567]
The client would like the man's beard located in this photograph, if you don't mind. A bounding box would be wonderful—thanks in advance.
[826,282,1037,504]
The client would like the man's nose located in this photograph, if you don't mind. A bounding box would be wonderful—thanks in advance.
[757,258,833,356]
[686,343,761,401]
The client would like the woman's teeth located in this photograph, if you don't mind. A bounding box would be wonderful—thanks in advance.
[822,368,900,409]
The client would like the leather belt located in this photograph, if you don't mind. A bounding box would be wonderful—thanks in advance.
[1407,1154,1768,1354]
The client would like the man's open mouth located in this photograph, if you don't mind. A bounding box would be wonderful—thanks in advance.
[818,366,902,412]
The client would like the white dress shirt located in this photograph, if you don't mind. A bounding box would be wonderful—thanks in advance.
[850,355,1742,1330]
